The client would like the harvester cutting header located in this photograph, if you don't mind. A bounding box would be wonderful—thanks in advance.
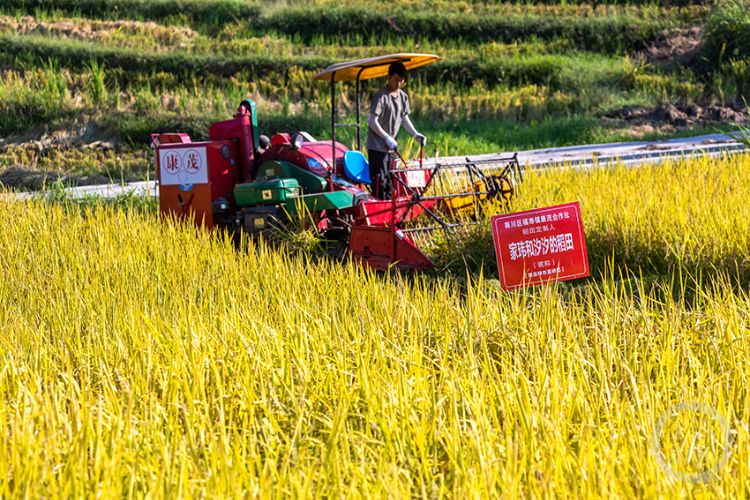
[152,54,522,271]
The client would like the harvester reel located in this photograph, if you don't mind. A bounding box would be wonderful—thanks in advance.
[484,173,517,205]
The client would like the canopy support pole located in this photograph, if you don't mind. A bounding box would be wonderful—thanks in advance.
[356,67,365,151]
[331,72,336,167]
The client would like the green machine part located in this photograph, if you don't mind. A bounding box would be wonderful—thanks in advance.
[284,191,355,215]
[257,161,327,194]
[234,178,300,206]
[247,160,355,214]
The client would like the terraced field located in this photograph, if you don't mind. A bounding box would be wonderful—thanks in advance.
[1,0,748,187]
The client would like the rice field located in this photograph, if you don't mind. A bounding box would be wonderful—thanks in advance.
[1,0,750,496]
[2,151,749,498]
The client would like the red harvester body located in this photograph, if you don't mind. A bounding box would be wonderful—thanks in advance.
[152,54,521,271]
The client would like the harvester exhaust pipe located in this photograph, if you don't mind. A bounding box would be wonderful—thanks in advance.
[234,100,261,180]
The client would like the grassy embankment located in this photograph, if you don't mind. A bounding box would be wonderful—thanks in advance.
[1,150,749,497]
[5,0,750,183]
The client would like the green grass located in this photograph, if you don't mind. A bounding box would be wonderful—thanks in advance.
[1,1,707,34]
[0,46,738,190]
[704,0,750,65]
[0,37,714,135]
[2,0,261,26]
[0,32,649,90]
[256,6,680,51]
[0,1,744,183]
[0,55,737,182]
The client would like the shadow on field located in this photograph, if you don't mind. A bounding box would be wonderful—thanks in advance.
[423,223,750,300]
[200,216,750,305]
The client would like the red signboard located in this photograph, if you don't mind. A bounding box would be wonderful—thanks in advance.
[491,202,590,290]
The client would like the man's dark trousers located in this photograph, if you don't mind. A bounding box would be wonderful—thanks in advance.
[368,149,398,200]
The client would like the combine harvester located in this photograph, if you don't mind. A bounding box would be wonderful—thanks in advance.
[152,54,521,271]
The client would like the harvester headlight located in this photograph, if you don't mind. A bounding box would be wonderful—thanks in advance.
[211,197,231,216]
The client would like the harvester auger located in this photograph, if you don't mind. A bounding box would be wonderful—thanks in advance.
[152,53,523,272]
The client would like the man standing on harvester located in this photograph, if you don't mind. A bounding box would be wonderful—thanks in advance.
[366,62,427,199]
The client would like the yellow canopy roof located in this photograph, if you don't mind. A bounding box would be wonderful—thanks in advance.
[314,53,441,82]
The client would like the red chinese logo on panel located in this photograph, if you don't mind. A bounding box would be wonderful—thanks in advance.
[163,150,182,175]
[183,149,202,174]
[491,202,590,290]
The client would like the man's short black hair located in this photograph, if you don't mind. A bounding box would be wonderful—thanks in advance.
[388,62,407,77]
